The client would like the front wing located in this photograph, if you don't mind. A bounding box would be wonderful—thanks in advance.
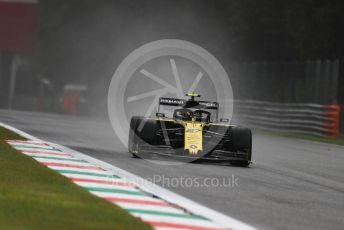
[135,123,250,161]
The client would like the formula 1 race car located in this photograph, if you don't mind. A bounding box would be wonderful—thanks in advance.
[128,93,252,166]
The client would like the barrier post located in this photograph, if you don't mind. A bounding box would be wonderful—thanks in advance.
[325,104,340,138]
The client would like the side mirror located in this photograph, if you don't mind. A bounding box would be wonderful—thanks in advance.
[156,112,165,118]
[220,118,229,123]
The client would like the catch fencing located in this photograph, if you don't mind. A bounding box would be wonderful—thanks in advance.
[229,60,341,137]
[232,100,340,137]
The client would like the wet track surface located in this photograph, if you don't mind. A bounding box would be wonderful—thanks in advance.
[1,109,344,230]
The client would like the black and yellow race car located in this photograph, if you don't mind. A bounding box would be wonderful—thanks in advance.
[128,93,252,166]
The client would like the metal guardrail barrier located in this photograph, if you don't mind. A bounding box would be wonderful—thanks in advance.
[232,100,340,138]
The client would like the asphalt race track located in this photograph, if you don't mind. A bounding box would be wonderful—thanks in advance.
[1,109,343,230]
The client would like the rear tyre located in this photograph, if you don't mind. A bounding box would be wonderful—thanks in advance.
[135,118,159,145]
[230,127,252,167]
[128,116,160,158]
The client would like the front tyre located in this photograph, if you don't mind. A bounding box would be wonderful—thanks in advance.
[230,127,252,167]
[128,116,142,158]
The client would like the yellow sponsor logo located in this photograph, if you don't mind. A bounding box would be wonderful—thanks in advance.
[184,122,203,155]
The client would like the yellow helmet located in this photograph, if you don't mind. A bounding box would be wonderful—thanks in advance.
[186,93,200,98]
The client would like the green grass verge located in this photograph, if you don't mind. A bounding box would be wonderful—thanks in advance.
[0,126,152,230]
[257,130,344,146]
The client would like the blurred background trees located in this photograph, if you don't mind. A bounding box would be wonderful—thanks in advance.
[1,0,343,123]
[37,0,344,84]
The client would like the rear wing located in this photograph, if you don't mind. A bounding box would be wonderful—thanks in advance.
[198,101,219,110]
[159,98,185,106]
[159,97,219,110]
[158,97,219,121]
